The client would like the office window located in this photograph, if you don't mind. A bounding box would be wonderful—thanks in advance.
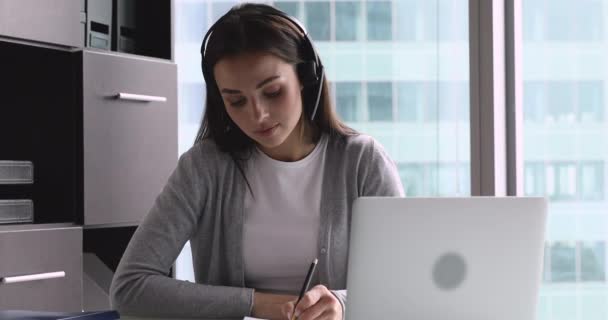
[523,0,603,42]
[368,82,393,121]
[305,2,330,41]
[336,82,364,122]
[525,162,546,197]
[212,1,237,22]
[398,163,424,196]
[542,244,551,282]
[336,2,363,41]
[439,82,468,122]
[524,81,603,124]
[398,163,447,197]
[581,242,606,282]
[367,1,392,41]
[550,242,577,282]
[275,1,300,20]
[547,82,576,124]
[437,163,468,196]
[394,0,427,41]
[578,81,604,123]
[555,164,577,201]
[523,82,545,123]
[438,0,468,42]
[579,162,604,201]
[179,83,205,126]
[397,82,421,122]
[176,2,208,42]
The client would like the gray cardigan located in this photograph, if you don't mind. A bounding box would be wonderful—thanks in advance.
[110,133,404,319]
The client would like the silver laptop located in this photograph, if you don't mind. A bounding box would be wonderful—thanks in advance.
[345,197,547,320]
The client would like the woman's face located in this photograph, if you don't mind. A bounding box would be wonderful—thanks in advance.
[214,51,304,151]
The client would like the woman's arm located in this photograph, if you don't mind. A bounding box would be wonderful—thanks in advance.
[331,136,405,319]
[358,137,405,198]
[109,145,254,318]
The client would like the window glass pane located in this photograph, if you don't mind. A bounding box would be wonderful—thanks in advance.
[439,82,468,122]
[550,242,577,282]
[580,162,604,201]
[275,1,300,19]
[305,2,330,41]
[542,244,551,282]
[336,82,364,122]
[394,0,432,41]
[523,1,608,318]
[579,81,604,123]
[336,2,363,41]
[367,1,392,41]
[523,82,544,123]
[176,2,208,42]
[398,163,424,196]
[438,0,467,42]
[547,82,576,124]
[368,82,393,121]
[581,242,606,282]
[212,1,237,22]
[397,82,420,122]
[523,0,603,42]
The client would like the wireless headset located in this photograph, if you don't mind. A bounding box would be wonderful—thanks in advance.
[200,4,325,121]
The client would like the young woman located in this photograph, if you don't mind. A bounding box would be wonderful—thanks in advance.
[110,3,404,320]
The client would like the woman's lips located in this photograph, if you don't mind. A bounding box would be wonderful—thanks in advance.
[255,124,279,136]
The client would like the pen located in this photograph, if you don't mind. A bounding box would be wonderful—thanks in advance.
[291,258,318,320]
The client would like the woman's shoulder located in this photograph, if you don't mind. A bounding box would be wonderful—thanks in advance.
[328,133,386,156]
[178,138,233,171]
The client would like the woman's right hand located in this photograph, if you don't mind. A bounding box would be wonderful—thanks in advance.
[252,292,298,320]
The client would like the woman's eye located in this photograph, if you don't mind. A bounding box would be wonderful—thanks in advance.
[264,89,281,98]
[229,99,246,107]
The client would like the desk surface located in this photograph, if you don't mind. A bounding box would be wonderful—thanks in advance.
[122,318,239,320]
[0,311,252,320]
[122,317,263,320]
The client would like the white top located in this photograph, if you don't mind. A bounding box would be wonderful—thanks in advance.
[243,134,328,294]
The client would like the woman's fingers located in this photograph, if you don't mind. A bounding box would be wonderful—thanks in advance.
[294,284,325,314]
[297,295,337,320]
[282,300,296,319]
[287,285,342,320]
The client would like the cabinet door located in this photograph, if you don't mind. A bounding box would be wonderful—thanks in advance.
[83,50,178,226]
[0,0,84,48]
[0,225,82,312]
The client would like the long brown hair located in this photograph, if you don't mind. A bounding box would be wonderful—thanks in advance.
[195,3,356,164]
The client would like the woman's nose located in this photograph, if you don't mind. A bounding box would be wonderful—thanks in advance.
[251,98,269,122]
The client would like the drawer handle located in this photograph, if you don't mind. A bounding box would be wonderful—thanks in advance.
[1,271,65,284]
[116,92,167,103]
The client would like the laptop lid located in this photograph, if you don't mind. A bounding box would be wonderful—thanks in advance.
[345,197,547,320]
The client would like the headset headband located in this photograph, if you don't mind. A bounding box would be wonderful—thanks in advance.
[200,4,325,121]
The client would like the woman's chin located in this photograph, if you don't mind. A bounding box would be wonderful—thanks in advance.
[254,136,285,150]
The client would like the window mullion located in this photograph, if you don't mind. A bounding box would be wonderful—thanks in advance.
[469,0,508,196]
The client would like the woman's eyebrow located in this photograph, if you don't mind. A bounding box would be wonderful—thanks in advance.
[220,75,281,94]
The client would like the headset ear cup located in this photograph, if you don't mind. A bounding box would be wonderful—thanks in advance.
[297,61,319,86]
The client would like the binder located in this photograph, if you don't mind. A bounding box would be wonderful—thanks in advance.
[115,0,137,53]
[87,0,113,50]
